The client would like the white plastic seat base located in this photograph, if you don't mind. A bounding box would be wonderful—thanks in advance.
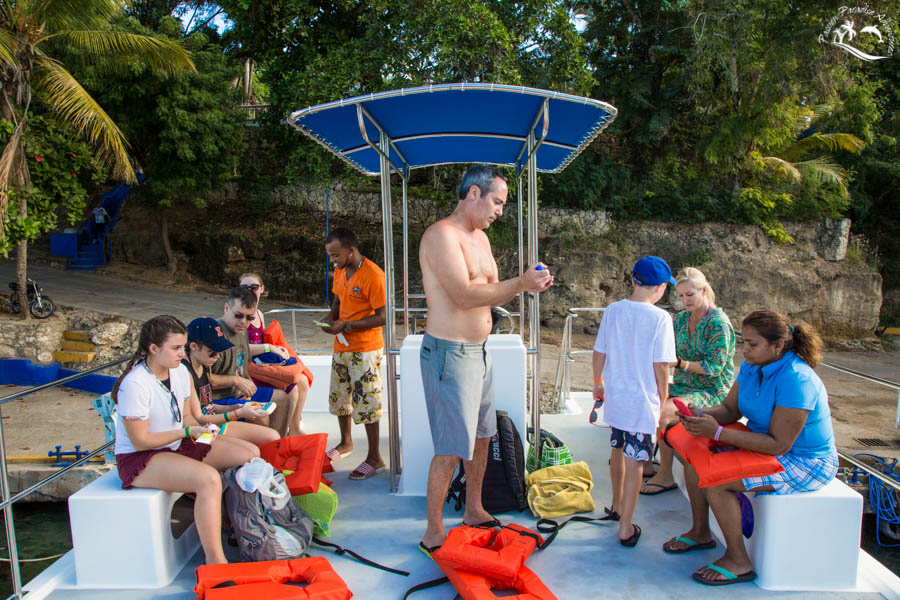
[68,469,200,588]
[397,334,527,496]
[674,461,862,590]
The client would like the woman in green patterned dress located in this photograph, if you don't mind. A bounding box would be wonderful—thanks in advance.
[641,267,736,494]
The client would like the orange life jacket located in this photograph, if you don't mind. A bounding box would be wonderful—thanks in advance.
[432,524,556,600]
[664,422,784,488]
[433,523,542,586]
[259,434,334,496]
[247,319,314,390]
[194,556,352,600]
[437,563,556,600]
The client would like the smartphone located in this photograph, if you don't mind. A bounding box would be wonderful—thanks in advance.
[672,398,693,418]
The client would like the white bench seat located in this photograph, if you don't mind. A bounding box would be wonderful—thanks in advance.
[674,461,862,590]
[68,469,200,588]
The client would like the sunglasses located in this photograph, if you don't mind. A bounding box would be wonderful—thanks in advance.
[205,348,220,358]
[228,306,251,321]
[240,283,261,291]
[168,388,183,423]
[589,399,606,428]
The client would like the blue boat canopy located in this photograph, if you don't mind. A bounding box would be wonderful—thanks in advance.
[288,83,617,177]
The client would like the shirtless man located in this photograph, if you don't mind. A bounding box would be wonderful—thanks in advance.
[417,165,553,555]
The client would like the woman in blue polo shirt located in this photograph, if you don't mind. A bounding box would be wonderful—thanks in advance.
[662,309,837,586]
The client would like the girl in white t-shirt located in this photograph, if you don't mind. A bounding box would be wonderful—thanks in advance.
[112,315,255,565]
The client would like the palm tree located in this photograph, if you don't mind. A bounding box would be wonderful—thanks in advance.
[760,104,866,196]
[0,0,194,317]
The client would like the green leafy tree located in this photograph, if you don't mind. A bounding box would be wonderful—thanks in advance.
[1,113,108,250]
[0,0,193,317]
[77,15,245,274]
[218,0,593,186]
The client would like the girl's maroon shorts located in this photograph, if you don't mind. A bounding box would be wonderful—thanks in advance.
[116,438,212,489]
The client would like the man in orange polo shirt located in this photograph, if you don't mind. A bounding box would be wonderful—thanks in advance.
[321,227,387,480]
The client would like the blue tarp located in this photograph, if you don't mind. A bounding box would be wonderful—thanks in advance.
[289,84,617,176]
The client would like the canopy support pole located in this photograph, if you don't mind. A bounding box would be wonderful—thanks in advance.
[402,178,409,339]
[517,176,525,337]
[526,130,542,459]
[380,130,401,493]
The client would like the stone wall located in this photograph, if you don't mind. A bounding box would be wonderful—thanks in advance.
[0,307,141,370]
[0,316,67,363]
[108,184,883,342]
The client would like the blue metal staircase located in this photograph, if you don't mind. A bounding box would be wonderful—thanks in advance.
[49,172,144,271]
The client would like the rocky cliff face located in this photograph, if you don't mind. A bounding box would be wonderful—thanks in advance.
[109,183,883,342]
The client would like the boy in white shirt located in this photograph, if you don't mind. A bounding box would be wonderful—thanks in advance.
[592,256,677,547]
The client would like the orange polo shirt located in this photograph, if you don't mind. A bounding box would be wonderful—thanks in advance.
[332,258,386,353]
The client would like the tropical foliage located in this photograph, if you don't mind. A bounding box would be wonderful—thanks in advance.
[0,0,193,315]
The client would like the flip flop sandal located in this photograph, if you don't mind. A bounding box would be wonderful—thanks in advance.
[418,541,441,559]
[325,448,352,463]
[348,461,387,480]
[692,563,757,586]
[619,524,641,547]
[640,482,678,496]
[463,518,503,528]
[663,535,717,554]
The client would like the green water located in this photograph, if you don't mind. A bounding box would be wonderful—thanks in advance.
[0,502,72,597]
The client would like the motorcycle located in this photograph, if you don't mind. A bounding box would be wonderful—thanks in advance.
[6,279,55,319]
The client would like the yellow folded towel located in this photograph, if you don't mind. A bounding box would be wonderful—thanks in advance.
[525,461,595,519]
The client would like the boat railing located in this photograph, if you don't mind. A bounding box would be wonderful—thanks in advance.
[551,307,605,413]
[264,305,521,350]
[0,355,131,600]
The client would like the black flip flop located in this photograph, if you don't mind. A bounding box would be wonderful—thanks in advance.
[417,541,441,559]
[619,524,641,547]
[692,563,757,586]
[463,518,502,528]
[640,482,678,496]
[663,535,717,554]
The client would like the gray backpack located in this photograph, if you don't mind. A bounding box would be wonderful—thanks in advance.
[221,466,314,562]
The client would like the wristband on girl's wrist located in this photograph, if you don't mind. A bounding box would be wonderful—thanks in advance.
[223,411,230,423]
[714,425,723,441]
[519,275,526,291]
[592,378,604,384]
[184,426,191,440]
[264,343,270,353]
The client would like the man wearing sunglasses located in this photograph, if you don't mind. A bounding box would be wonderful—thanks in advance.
[208,287,297,437]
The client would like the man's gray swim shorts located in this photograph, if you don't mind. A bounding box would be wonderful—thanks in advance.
[420,332,496,460]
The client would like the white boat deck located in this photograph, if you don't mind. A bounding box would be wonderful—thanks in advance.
[24,394,900,599]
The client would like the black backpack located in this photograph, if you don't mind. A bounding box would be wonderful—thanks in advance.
[446,410,527,513]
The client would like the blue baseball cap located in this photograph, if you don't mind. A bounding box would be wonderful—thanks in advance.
[632,256,676,286]
[187,317,234,352]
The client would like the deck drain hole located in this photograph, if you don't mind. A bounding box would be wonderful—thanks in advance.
[853,438,892,448]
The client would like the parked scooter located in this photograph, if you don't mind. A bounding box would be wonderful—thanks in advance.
[6,279,55,319]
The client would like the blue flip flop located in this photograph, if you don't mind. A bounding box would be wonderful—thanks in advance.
[692,563,757,586]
